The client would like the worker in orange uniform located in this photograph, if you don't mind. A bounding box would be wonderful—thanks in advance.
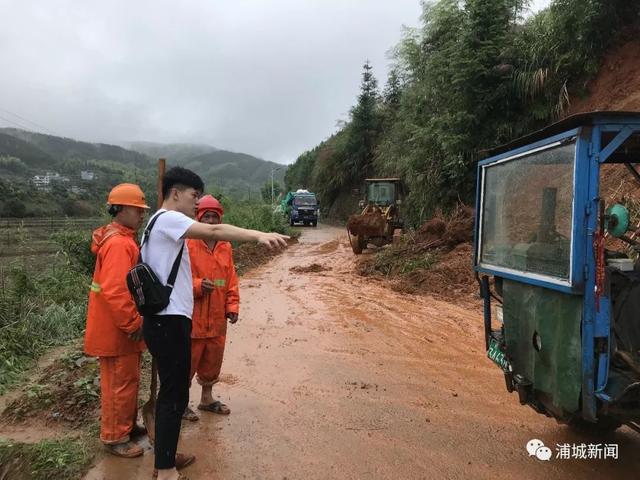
[183,194,239,421]
[84,183,149,458]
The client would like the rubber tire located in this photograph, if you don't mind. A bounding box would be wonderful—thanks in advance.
[312,221,317,227]
[350,234,364,254]
[568,416,621,434]
[290,217,295,226]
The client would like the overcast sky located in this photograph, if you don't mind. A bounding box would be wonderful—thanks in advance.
[0,0,551,164]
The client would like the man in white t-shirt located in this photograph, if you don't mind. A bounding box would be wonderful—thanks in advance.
[141,167,288,480]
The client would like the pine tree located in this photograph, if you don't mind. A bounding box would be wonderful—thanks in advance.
[345,60,381,182]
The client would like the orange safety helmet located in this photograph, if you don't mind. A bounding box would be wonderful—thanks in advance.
[107,183,150,209]
[196,194,224,221]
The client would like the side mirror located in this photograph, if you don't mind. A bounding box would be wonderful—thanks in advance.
[316,199,321,206]
[396,199,402,205]
[358,200,365,209]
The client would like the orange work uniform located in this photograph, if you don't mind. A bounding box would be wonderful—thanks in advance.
[187,239,239,386]
[84,222,145,445]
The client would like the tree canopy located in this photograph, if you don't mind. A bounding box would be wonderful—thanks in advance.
[286,0,640,227]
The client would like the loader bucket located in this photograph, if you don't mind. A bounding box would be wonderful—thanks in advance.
[347,211,385,237]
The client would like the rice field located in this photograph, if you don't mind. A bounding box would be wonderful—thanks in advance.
[0,217,102,270]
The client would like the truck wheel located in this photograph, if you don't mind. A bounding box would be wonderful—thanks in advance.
[312,221,317,227]
[350,234,366,254]
[568,416,621,433]
[290,218,295,226]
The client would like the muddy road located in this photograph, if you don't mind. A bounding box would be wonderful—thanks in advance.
[85,225,640,480]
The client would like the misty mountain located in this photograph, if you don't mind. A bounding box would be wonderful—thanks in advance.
[126,142,287,198]
[0,128,287,202]
[0,128,151,169]
[124,141,218,163]
[0,131,54,170]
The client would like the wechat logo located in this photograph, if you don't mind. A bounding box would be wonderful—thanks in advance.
[526,439,552,461]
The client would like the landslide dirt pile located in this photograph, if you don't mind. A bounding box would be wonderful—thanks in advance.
[290,263,331,274]
[601,164,640,202]
[347,210,386,236]
[568,39,640,115]
[234,237,299,275]
[357,205,478,303]
[565,35,640,201]
[566,36,640,251]
[415,205,474,249]
[600,163,640,252]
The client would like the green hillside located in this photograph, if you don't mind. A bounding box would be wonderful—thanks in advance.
[125,142,287,200]
[0,129,288,216]
[0,132,54,171]
[181,150,286,199]
[0,128,152,169]
[0,129,156,217]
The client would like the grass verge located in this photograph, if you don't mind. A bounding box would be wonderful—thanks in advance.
[0,438,94,480]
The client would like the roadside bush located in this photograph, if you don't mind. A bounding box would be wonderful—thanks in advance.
[0,253,89,393]
[51,230,95,276]
[2,198,27,217]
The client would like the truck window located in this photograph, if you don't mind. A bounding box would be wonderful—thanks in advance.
[479,141,575,281]
[293,195,317,206]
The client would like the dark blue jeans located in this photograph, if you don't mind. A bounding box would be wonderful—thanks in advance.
[143,315,191,470]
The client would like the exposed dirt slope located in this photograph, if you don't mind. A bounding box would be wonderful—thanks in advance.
[569,40,640,114]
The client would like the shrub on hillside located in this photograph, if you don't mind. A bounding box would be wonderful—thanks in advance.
[52,230,95,276]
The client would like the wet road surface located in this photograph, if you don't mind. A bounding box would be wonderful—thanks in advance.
[85,224,640,479]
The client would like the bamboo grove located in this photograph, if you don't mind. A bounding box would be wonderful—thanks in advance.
[284,0,640,227]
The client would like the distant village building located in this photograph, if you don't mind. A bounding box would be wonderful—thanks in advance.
[80,170,95,181]
[32,171,70,191]
[32,175,50,191]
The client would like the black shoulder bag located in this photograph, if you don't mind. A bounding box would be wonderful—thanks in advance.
[127,211,185,317]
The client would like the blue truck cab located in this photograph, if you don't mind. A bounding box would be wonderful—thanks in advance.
[474,112,640,433]
[285,190,319,227]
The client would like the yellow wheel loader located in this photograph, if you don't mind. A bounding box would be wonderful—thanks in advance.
[347,178,404,254]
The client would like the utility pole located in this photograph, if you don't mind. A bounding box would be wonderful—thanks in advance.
[271,167,282,205]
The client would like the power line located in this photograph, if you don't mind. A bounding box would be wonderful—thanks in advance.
[0,113,34,132]
[0,107,58,136]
